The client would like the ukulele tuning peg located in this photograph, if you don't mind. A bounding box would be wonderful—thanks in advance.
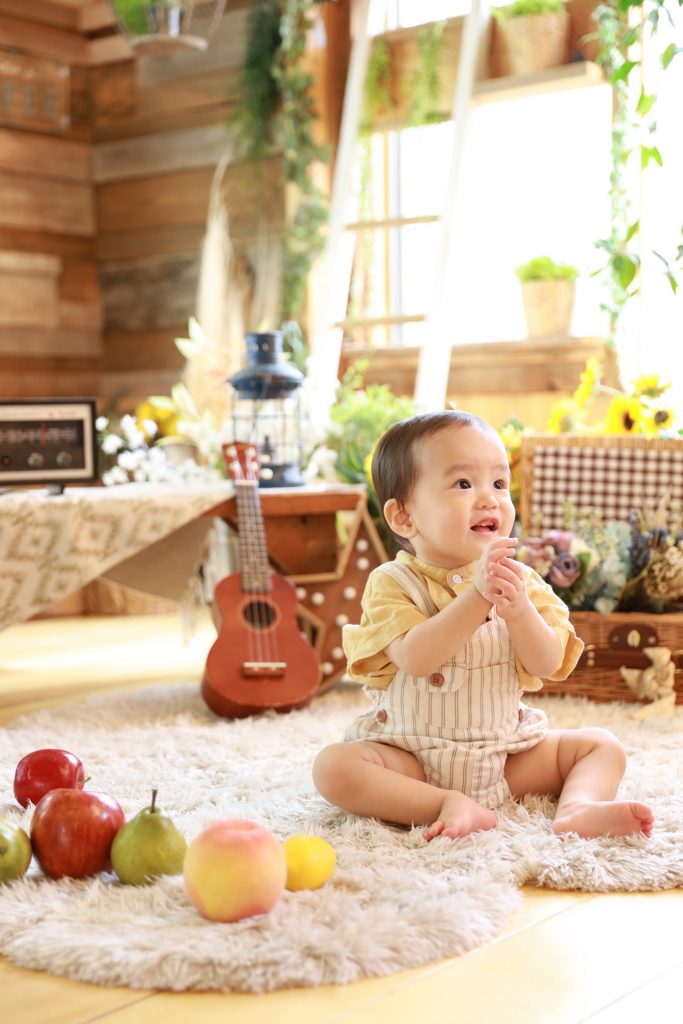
[225,445,237,457]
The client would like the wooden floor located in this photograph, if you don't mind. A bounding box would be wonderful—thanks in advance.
[1,613,682,1024]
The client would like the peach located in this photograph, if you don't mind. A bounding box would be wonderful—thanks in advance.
[183,818,286,922]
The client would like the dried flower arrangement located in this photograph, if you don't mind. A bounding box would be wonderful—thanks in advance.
[516,499,683,615]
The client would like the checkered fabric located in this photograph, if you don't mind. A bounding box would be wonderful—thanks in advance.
[526,442,683,530]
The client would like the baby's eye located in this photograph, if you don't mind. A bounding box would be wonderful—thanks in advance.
[453,479,471,489]
[494,479,509,490]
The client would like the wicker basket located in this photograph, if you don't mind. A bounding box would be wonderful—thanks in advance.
[542,611,683,703]
[494,11,570,76]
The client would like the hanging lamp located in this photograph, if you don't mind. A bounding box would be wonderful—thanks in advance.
[109,0,227,57]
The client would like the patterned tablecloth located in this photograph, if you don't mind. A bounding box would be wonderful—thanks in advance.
[0,482,233,631]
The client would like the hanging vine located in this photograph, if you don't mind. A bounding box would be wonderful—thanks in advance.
[230,0,330,324]
[593,0,683,344]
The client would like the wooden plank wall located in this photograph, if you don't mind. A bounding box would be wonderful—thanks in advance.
[89,0,268,411]
[0,1,100,398]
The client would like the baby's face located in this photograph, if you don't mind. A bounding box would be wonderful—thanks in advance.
[403,424,515,568]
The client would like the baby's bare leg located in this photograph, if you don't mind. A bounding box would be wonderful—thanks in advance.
[505,728,653,839]
[313,741,496,840]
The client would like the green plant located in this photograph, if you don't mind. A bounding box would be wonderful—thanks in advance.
[230,0,330,322]
[515,256,579,281]
[592,0,683,345]
[408,21,447,127]
[361,37,394,132]
[112,0,181,36]
[492,0,568,21]
[230,0,281,159]
[325,363,415,538]
[111,0,149,35]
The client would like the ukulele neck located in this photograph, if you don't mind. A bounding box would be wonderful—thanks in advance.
[235,480,271,593]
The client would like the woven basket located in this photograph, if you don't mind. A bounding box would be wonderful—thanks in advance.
[494,11,570,76]
[542,611,683,703]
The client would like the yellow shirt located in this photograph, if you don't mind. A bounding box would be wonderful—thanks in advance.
[342,549,583,692]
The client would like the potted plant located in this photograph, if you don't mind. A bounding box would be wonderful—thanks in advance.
[515,255,578,339]
[109,0,225,55]
[491,0,571,77]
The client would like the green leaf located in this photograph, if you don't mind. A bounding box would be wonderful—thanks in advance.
[662,42,682,69]
[612,253,639,290]
[636,90,655,117]
[625,220,640,242]
[641,145,663,168]
[610,60,637,83]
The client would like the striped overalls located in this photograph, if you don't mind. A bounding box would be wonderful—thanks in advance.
[344,561,548,809]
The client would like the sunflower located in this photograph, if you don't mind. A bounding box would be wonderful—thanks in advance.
[604,395,644,434]
[632,374,670,400]
[547,398,585,434]
[643,407,675,435]
[572,355,602,409]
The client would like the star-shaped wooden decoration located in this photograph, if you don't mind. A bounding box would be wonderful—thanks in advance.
[291,497,389,692]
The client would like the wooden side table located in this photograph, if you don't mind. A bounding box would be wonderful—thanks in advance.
[211,483,369,575]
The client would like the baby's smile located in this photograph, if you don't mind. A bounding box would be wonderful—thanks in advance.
[471,517,500,533]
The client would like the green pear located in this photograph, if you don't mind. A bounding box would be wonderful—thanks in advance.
[0,819,32,884]
[111,790,187,886]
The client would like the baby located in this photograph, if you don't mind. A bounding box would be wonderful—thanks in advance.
[313,410,654,841]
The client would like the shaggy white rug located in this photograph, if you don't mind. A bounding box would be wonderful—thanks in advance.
[0,684,682,993]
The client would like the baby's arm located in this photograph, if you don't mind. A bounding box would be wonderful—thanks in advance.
[483,557,563,678]
[385,537,517,677]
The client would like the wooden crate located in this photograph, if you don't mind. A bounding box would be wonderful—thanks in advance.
[542,611,683,703]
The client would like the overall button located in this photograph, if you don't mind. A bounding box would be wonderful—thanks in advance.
[429,672,444,688]
[375,709,388,723]
[450,574,463,585]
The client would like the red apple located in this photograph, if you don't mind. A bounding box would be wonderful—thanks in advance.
[31,788,125,880]
[14,748,86,809]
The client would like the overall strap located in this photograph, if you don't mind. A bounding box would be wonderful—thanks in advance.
[376,561,440,618]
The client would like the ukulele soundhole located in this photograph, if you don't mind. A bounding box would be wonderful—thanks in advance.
[242,600,277,629]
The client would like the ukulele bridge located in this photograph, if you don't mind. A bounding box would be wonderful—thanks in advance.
[242,661,287,678]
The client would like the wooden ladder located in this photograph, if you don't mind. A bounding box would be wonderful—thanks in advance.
[308,0,492,413]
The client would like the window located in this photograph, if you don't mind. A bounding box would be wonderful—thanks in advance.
[342,1,613,351]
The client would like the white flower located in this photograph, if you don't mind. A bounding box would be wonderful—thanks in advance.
[569,537,600,572]
[594,596,616,615]
[101,434,123,455]
[118,450,144,471]
[96,416,109,431]
[102,465,129,486]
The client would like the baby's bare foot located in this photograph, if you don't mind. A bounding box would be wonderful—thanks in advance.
[552,800,654,839]
[425,792,497,841]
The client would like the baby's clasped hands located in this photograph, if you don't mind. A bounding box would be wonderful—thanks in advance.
[480,539,531,620]
[473,536,518,597]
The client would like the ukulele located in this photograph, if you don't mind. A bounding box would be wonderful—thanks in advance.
[201,443,322,718]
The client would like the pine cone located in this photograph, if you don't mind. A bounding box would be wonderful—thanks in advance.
[642,542,683,601]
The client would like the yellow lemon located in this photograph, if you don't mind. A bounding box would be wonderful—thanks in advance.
[283,835,336,891]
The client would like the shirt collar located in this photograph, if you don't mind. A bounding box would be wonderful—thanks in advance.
[396,549,478,587]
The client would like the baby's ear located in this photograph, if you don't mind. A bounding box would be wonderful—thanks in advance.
[384,498,416,539]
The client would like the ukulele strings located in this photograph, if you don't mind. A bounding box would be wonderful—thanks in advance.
[237,482,258,668]
[249,480,279,665]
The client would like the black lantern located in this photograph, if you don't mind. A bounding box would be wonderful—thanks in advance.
[228,332,305,488]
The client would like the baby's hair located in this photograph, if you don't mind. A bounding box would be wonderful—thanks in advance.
[371,410,495,549]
